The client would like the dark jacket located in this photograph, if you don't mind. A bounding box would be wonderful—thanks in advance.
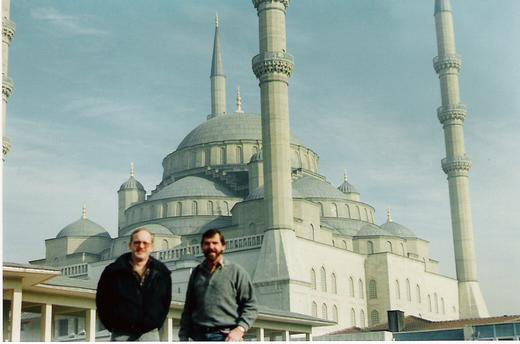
[96,253,172,335]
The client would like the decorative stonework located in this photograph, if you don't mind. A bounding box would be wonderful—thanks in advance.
[437,104,467,125]
[2,18,16,44]
[2,76,13,101]
[252,52,294,79]
[441,156,472,176]
[433,54,462,74]
[252,0,290,10]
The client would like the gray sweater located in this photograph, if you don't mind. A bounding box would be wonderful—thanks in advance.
[179,258,258,339]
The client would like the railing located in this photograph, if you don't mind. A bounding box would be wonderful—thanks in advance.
[155,234,264,262]
[61,263,88,277]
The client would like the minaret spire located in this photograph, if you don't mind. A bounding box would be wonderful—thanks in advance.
[82,204,87,219]
[130,162,135,177]
[236,86,243,113]
[433,0,488,318]
[386,208,392,222]
[208,13,226,119]
[343,169,348,182]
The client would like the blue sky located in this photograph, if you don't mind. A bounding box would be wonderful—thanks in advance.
[4,1,519,315]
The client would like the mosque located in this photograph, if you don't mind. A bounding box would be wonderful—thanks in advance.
[4,0,489,339]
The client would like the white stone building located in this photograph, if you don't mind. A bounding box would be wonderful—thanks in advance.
[5,0,489,339]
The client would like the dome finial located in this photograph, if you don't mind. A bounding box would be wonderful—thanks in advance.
[343,169,348,182]
[130,162,135,177]
[387,208,392,222]
[215,12,219,28]
[82,204,87,219]
[236,86,244,113]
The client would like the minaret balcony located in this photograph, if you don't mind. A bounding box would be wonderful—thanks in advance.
[441,155,472,176]
[437,104,467,125]
[252,0,290,10]
[2,76,13,100]
[2,18,16,44]
[433,54,462,74]
[252,51,294,79]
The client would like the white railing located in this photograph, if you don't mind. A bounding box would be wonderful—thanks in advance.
[61,263,88,277]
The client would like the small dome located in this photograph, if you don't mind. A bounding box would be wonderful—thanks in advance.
[355,223,391,237]
[322,218,366,236]
[119,176,145,192]
[293,176,350,200]
[121,224,174,237]
[57,208,110,239]
[380,221,416,238]
[148,176,237,201]
[337,170,359,194]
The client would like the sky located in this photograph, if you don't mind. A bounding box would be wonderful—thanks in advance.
[3,0,519,315]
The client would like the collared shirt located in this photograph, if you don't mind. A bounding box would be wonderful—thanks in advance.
[179,257,258,339]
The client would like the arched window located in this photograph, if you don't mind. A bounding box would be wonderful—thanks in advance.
[332,305,338,322]
[331,203,338,217]
[364,208,369,221]
[176,202,183,216]
[395,280,401,299]
[191,150,197,168]
[207,200,214,215]
[345,204,351,218]
[360,310,366,328]
[162,239,169,250]
[370,310,380,326]
[311,224,316,240]
[162,203,168,217]
[367,241,374,254]
[441,298,446,314]
[192,201,198,215]
[311,302,317,317]
[406,279,411,302]
[349,277,355,297]
[310,269,317,290]
[416,284,421,303]
[318,202,324,217]
[369,280,377,299]
[220,146,226,164]
[355,205,361,219]
[359,279,364,299]
[400,243,406,256]
[434,293,439,313]
[387,241,393,253]
[223,201,229,215]
[428,294,432,312]
[320,267,327,292]
[351,308,356,327]
[342,240,347,249]
[248,222,256,233]
[205,147,211,166]
[321,304,328,319]
[331,273,337,294]
[236,146,243,163]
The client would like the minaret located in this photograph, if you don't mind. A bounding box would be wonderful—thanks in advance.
[251,0,305,312]
[2,0,15,160]
[208,13,226,119]
[433,0,488,318]
[235,86,244,113]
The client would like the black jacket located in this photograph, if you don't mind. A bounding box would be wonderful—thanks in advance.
[96,253,172,335]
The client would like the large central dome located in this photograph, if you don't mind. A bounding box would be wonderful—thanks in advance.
[177,113,302,150]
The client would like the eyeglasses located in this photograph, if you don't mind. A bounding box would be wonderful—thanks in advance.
[132,241,152,247]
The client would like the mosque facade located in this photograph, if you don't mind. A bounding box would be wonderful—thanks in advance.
[18,0,489,336]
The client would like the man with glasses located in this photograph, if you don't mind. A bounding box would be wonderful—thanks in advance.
[179,229,258,341]
[96,228,172,341]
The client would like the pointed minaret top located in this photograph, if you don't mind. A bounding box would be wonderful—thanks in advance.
[434,0,452,14]
[215,12,219,28]
[210,15,225,77]
[82,204,87,219]
[236,86,244,113]
[130,162,135,178]
[386,208,393,222]
[343,169,348,182]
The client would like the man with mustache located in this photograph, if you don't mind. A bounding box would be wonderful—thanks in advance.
[179,229,258,341]
[96,228,172,341]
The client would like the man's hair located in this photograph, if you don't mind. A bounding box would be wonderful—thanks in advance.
[201,229,226,246]
[130,227,155,243]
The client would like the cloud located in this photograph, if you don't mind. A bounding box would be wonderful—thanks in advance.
[30,7,107,36]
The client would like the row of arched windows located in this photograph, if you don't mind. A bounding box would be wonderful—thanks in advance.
[311,302,367,327]
[366,240,406,255]
[130,200,232,223]
[310,268,364,299]
[317,202,374,222]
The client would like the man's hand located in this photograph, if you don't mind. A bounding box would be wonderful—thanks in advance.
[225,326,245,341]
